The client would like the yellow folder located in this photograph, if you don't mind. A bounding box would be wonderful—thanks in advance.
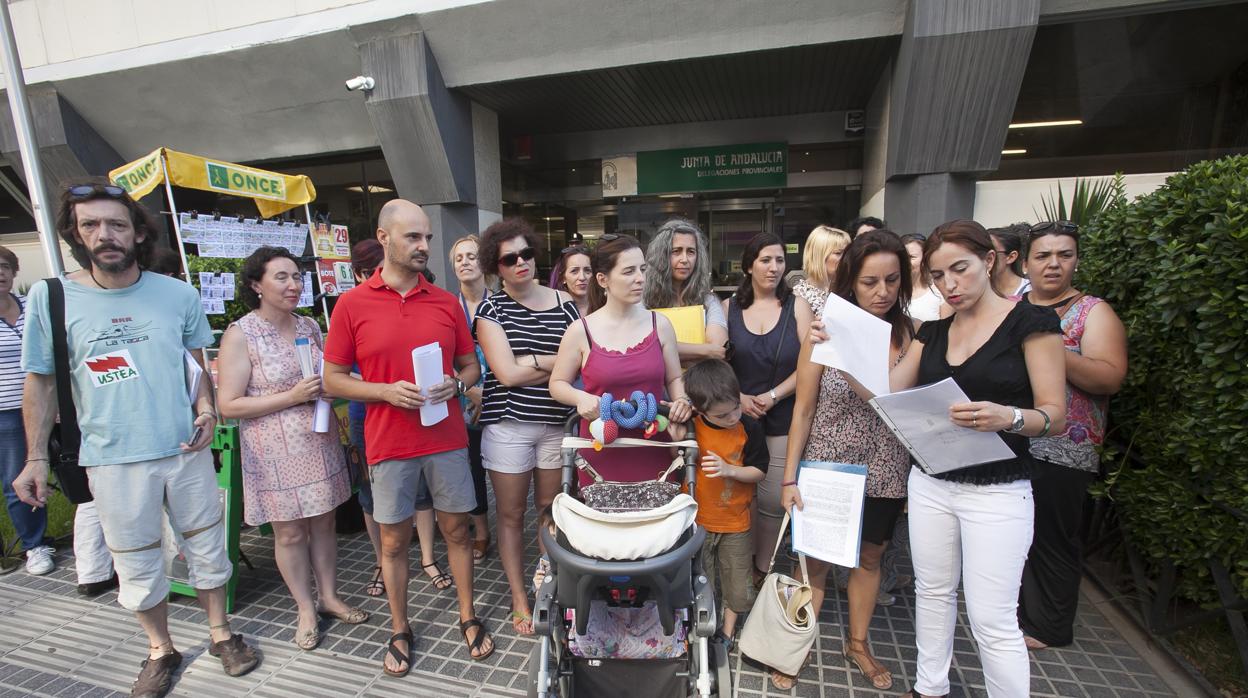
[654,305,706,344]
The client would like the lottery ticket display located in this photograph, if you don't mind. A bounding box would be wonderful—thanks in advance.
[179,213,308,258]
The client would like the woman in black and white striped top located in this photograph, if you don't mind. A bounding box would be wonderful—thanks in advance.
[474,219,578,636]
[0,245,53,575]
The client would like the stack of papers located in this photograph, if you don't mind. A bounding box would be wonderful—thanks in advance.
[868,378,1016,474]
[411,343,448,426]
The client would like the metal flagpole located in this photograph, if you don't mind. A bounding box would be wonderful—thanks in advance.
[159,152,194,283]
[304,203,332,329]
[0,0,61,275]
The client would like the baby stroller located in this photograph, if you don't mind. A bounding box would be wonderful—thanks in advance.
[526,415,732,698]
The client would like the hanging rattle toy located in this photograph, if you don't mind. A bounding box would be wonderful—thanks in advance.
[588,391,670,450]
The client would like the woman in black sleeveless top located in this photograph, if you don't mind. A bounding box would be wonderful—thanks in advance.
[722,233,805,583]
[888,220,1066,698]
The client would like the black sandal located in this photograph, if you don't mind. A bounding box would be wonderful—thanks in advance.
[382,629,413,678]
[421,561,453,590]
[459,618,495,661]
[364,566,385,597]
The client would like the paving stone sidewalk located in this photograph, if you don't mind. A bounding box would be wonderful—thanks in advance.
[0,508,1181,697]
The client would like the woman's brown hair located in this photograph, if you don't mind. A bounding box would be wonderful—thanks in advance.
[832,229,915,347]
[922,219,997,278]
[588,235,642,312]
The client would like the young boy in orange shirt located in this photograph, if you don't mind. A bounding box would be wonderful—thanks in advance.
[684,359,768,642]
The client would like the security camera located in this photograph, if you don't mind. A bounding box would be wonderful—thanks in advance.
[345,76,375,92]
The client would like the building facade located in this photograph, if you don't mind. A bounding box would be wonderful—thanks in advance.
[1,0,1246,288]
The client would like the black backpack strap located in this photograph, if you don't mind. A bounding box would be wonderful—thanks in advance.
[46,278,80,461]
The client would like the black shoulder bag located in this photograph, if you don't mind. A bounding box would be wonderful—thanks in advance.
[45,278,93,504]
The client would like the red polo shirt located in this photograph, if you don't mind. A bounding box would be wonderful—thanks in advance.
[324,270,474,464]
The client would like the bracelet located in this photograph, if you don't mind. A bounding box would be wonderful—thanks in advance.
[25,458,48,463]
[781,480,798,487]
[197,411,216,420]
[671,395,691,404]
[769,389,778,403]
[1035,408,1052,436]
[530,354,540,369]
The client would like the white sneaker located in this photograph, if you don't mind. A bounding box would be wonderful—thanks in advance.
[25,546,54,575]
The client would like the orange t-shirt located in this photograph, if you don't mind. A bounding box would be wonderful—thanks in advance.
[691,415,768,533]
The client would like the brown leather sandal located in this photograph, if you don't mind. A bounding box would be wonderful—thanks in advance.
[845,637,893,690]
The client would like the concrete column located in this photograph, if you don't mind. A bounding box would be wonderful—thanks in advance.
[351,27,502,291]
[862,0,1039,234]
[0,89,123,192]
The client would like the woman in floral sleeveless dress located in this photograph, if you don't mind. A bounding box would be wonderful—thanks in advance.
[218,248,365,652]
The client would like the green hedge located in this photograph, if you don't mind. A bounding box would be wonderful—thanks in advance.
[1078,155,1248,602]
[186,254,320,337]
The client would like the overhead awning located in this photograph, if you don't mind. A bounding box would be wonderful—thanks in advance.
[109,147,316,218]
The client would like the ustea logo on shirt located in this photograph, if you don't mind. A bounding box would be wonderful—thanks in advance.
[84,350,140,388]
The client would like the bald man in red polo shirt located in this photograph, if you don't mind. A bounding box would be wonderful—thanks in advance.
[324,200,492,676]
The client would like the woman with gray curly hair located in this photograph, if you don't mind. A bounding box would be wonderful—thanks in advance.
[642,218,728,363]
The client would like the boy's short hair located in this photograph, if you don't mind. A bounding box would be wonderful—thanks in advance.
[683,359,741,412]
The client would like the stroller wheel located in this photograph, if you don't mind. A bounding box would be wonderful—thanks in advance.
[527,636,568,698]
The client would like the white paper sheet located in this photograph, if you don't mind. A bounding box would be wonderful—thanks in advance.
[184,351,204,400]
[809,291,892,397]
[411,342,449,426]
[868,377,1017,474]
[790,461,867,568]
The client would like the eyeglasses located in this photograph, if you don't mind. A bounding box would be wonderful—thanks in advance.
[1029,220,1078,234]
[560,245,589,256]
[499,247,536,267]
[67,184,127,199]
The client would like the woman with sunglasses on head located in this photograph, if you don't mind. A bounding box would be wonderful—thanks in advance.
[550,234,693,483]
[474,219,579,636]
[720,233,807,590]
[880,219,1066,698]
[643,218,728,363]
[550,244,592,318]
[1017,221,1127,651]
[779,229,916,691]
[450,235,495,564]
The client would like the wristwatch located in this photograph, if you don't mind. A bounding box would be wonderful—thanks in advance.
[1006,407,1025,433]
[454,377,466,397]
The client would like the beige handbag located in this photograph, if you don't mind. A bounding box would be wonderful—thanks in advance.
[737,512,817,676]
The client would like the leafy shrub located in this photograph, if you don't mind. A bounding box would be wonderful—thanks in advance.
[1078,155,1248,602]
[186,255,321,338]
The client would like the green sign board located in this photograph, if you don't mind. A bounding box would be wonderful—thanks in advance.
[637,142,787,194]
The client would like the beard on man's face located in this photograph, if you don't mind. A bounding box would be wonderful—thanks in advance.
[87,242,138,274]
[388,244,428,273]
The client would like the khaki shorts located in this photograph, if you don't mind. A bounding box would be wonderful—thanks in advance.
[371,448,475,523]
[702,530,755,614]
[87,449,231,612]
[481,420,563,474]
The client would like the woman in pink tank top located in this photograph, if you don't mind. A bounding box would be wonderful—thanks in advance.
[551,235,693,484]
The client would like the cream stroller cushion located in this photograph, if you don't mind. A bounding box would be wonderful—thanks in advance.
[551,491,697,561]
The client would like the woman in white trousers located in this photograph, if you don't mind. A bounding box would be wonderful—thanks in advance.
[887,220,1067,697]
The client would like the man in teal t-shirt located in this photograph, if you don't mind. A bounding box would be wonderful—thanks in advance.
[12,181,260,697]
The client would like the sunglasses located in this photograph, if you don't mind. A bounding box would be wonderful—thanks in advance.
[67,184,127,199]
[499,247,536,267]
[561,245,590,256]
[1029,220,1078,234]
